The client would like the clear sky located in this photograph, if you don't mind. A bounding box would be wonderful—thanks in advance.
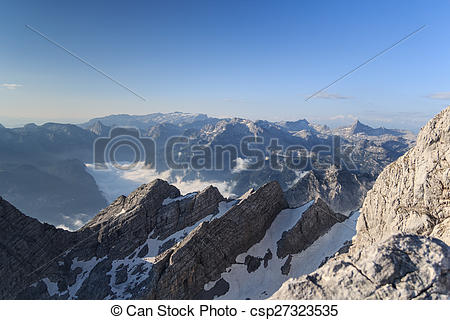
[1,0,449,131]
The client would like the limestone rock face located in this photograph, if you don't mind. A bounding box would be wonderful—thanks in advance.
[357,106,450,246]
[3,179,226,299]
[81,179,183,259]
[284,167,371,213]
[271,234,449,300]
[272,107,450,300]
[2,179,291,299]
[276,198,347,258]
[0,196,80,299]
[147,181,288,299]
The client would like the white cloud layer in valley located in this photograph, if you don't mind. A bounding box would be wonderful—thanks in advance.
[85,162,237,203]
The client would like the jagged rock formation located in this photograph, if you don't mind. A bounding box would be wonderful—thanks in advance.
[7,101,445,301]
[147,181,288,299]
[1,173,358,300]
[0,196,80,299]
[271,234,448,299]
[349,120,402,136]
[272,106,450,300]
[86,120,111,136]
[284,166,371,213]
[3,179,320,299]
[196,199,357,300]
[1,112,415,227]
[277,198,347,258]
[357,106,450,246]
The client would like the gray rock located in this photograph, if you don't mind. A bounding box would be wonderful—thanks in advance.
[272,107,450,300]
[280,255,293,275]
[245,255,263,273]
[277,198,347,258]
[0,197,80,299]
[5,179,225,299]
[147,181,288,299]
[285,167,371,213]
[271,235,449,300]
[357,106,450,246]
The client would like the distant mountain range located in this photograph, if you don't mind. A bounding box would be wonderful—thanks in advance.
[80,112,219,130]
[0,112,415,229]
[332,119,414,138]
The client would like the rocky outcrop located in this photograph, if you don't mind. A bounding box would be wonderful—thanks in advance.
[86,120,111,136]
[3,179,227,299]
[80,179,183,259]
[277,198,347,258]
[357,106,450,246]
[0,196,80,299]
[272,106,450,300]
[284,167,371,213]
[271,234,448,299]
[2,179,290,300]
[81,180,225,258]
[348,120,403,136]
[147,181,288,299]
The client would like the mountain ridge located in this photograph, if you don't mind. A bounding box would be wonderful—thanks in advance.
[1,177,355,299]
[271,106,450,300]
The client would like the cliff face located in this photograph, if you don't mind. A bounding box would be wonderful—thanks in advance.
[357,106,450,246]
[2,179,295,299]
[0,196,80,299]
[272,106,450,300]
[276,198,347,259]
[147,182,289,299]
[284,167,371,213]
[2,173,354,300]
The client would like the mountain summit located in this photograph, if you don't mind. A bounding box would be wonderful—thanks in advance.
[348,120,402,136]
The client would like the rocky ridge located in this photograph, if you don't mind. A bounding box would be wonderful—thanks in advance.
[271,234,448,299]
[1,173,356,300]
[276,198,347,258]
[357,106,450,246]
[284,166,372,213]
[272,106,450,300]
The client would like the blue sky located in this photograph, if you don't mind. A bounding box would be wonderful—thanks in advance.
[1,0,449,131]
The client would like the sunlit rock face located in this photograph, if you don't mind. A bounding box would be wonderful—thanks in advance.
[272,106,450,300]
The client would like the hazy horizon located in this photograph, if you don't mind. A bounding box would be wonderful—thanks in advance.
[2,1,450,132]
[0,109,437,133]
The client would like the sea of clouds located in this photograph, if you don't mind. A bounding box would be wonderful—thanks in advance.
[85,162,238,203]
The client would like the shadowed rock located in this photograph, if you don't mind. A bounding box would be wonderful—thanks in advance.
[277,198,347,258]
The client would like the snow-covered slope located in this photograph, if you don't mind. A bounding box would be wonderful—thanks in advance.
[204,202,359,299]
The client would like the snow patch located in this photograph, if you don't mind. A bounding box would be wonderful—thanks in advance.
[205,202,360,300]
[42,278,59,297]
[106,200,237,299]
[285,170,308,189]
[35,256,106,299]
[116,209,127,216]
[162,192,197,206]
[68,256,106,299]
